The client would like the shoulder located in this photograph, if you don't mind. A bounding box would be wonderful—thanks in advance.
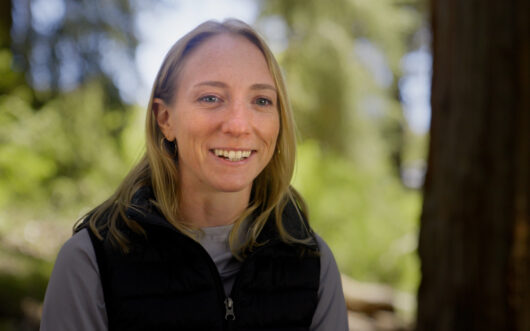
[41,229,107,330]
[314,234,334,269]
[55,229,98,273]
[310,233,349,330]
[44,229,101,291]
[313,233,341,286]
[273,198,318,247]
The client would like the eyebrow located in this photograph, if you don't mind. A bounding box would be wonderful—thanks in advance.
[193,81,277,93]
[250,83,277,93]
[193,81,228,89]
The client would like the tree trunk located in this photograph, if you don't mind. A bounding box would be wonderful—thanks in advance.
[416,0,529,330]
[0,0,11,49]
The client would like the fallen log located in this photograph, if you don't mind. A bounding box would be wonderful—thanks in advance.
[341,274,395,315]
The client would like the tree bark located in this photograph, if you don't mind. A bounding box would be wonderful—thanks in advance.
[416,0,529,330]
[0,0,11,49]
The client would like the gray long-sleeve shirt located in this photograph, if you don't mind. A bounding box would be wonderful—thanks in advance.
[41,226,348,330]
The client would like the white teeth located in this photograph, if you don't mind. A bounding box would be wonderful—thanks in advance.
[213,149,252,162]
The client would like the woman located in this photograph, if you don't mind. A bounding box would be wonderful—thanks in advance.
[41,19,348,330]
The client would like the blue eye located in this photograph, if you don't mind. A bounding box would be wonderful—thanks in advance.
[199,95,220,103]
[256,97,273,106]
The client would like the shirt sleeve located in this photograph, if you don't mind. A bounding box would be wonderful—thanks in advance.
[40,229,108,331]
[310,234,349,331]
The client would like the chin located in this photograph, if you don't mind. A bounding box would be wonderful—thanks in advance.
[212,180,253,194]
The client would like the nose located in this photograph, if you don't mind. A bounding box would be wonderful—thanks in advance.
[221,100,251,137]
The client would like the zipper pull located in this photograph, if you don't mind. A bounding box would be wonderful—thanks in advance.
[224,297,235,320]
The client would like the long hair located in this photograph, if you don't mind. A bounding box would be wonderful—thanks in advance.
[74,19,311,257]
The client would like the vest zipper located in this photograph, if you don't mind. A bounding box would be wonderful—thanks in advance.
[224,297,235,320]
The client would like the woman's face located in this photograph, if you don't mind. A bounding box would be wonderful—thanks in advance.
[157,33,280,195]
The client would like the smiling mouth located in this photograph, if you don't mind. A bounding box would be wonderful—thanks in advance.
[213,149,253,162]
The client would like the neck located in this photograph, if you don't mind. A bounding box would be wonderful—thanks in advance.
[178,185,251,228]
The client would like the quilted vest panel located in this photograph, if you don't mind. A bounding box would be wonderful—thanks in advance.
[87,188,320,331]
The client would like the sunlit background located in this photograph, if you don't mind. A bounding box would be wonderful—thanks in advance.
[1,0,431,329]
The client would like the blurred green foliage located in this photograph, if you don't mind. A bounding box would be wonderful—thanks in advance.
[295,140,420,292]
[258,0,422,169]
[9,0,140,103]
[0,79,143,215]
[259,0,425,293]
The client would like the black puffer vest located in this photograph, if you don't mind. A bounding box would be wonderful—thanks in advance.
[87,187,320,331]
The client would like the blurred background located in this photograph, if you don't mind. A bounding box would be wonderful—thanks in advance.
[1,0,431,329]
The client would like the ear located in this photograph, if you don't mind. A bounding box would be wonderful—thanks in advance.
[152,98,174,140]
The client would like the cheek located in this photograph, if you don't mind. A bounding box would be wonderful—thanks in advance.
[172,117,195,155]
[173,111,196,142]
[263,116,280,167]
[173,114,215,154]
[270,114,281,145]
[258,118,279,150]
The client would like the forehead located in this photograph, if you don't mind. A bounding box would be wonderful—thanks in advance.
[178,33,274,87]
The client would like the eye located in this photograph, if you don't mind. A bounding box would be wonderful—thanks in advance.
[255,97,273,106]
[198,95,220,103]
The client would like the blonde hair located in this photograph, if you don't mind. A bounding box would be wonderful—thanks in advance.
[75,19,311,257]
